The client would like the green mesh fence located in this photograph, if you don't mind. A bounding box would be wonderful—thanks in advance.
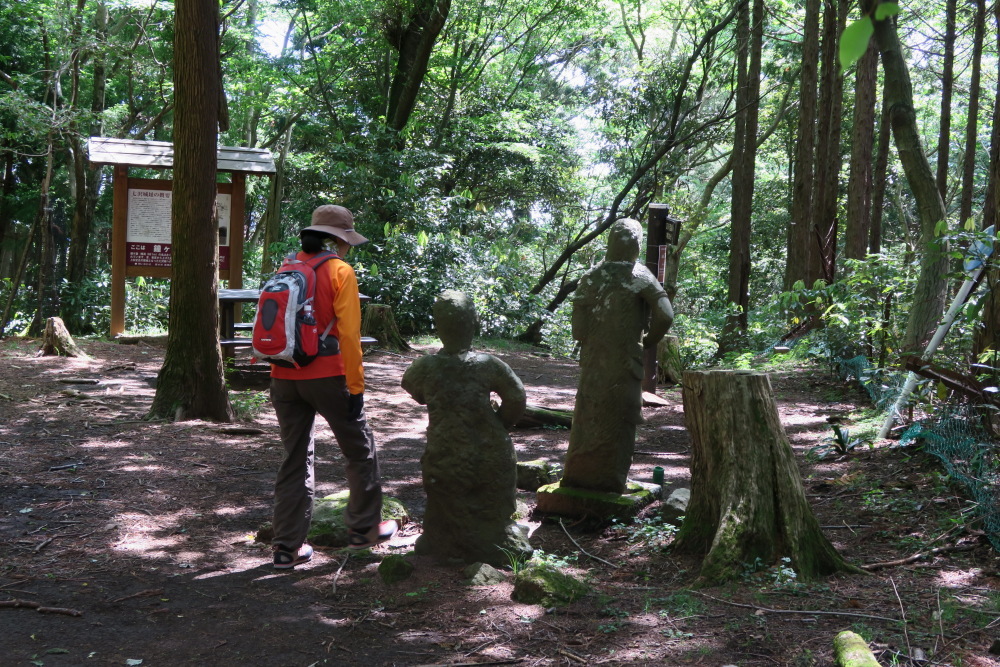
[835,354,1000,551]
[899,412,1000,551]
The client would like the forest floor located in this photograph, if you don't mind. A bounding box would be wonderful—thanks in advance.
[1,336,1000,667]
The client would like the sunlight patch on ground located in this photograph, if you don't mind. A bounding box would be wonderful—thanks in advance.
[212,506,245,516]
[937,567,983,589]
[78,439,135,449]
[115,463,166,473]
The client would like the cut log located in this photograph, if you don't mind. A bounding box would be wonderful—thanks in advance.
[674,370,862,584]
[515,404,572,429]
[361,304,411,352]
[832,631,880,667]
[38,317,89,359]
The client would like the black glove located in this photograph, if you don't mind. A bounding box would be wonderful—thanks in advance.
[347,393,364,420]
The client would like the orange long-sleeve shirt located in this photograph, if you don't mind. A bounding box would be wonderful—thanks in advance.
[270,252,365,394]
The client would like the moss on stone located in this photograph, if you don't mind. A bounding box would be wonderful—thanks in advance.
[511,560,590,607]
[535,479,656,521]
[308,492,409,547]
[378,554,415,585]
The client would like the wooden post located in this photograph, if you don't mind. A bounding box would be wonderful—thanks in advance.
[228,172,245,290]
[642,205,668,393]
[110,164,128,337]
[675,370,862,584]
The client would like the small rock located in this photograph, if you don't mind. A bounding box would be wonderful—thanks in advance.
[464,562,506,586]
[377,554,415,584]
[661,487,690,526]
[989,639,1000,655]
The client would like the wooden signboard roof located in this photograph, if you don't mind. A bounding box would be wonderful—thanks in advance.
[88,137,276,174]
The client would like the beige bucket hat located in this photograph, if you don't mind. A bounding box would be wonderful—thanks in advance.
[301,205,368,246]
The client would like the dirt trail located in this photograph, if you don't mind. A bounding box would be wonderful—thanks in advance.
[1,338,998,666]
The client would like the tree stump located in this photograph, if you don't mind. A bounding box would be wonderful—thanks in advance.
[39,317,89,359]
[361,304,410,352]
[656,335,682,385]
[674,370,862,584]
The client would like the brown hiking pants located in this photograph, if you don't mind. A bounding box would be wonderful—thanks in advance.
[269,375,383,551]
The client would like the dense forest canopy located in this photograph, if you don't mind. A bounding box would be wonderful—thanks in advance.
[1,0,999,371]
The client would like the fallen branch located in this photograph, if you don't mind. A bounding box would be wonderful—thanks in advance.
[111,588,164,603]
[558,519,618,569]
[861,543,977,571]
[0,599,83,616]
[693,591,901,624]
[330,556,350,595]
[890,577,912,660]
[48,462,85,471]
[556,648,588,663]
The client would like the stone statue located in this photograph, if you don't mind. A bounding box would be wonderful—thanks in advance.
[561,218,674,494]
[401,290,532,565]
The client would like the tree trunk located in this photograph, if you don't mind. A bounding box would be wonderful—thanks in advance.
[809,0,847,285]
[361,304,411,352]
[970,2,1000,361]
[843,40,878,262]
[935,0,956,202]
[719,0,762,353]
[64,0,108,334]
[867,1,949,352]
[0,145,14,259]
[959,0,985,228]
[869,95,891,255]
[260,123,292,277]
[385,0,451,136]
[28,129,57,337]
[674,370,862,584]
[149,0,233,423]
[785,0,820,291]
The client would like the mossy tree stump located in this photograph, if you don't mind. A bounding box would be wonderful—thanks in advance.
[674,370,862,584]
[361,304,410,351]
[656,335,682,385]
[39,317,89,359]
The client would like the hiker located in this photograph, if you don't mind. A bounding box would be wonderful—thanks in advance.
[267,204,396,569]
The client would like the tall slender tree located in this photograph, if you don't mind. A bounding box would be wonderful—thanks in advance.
[149,0,234,422]
[959,0,986,228]
[935,0,956,202]
[785,0,821,291]
[844,40,878,261]
[864,0,949,352]
[720,0,763,352]
[809,0,847,285]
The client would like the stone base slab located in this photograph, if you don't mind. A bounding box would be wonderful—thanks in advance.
[535,479,660,521]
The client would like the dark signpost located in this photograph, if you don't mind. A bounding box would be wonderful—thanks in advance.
[643,203,681,392]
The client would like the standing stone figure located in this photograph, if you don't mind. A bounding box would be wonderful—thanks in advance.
[561,218,674,494]
[401,290,532,565]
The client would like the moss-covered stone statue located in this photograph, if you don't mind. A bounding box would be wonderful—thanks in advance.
[401,290,532,566]
[561,218,674,494]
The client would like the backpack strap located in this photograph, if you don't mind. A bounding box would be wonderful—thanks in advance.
[308,250,342,342]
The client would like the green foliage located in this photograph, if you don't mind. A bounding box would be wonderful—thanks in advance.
[809,424,868,459]
[610,515,679,553]
[229,390,269,422]
[124,277,171,335]
[839,3,900,71]
[653,592,707,618]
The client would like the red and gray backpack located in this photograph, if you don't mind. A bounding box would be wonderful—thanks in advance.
[251,250,339,368]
